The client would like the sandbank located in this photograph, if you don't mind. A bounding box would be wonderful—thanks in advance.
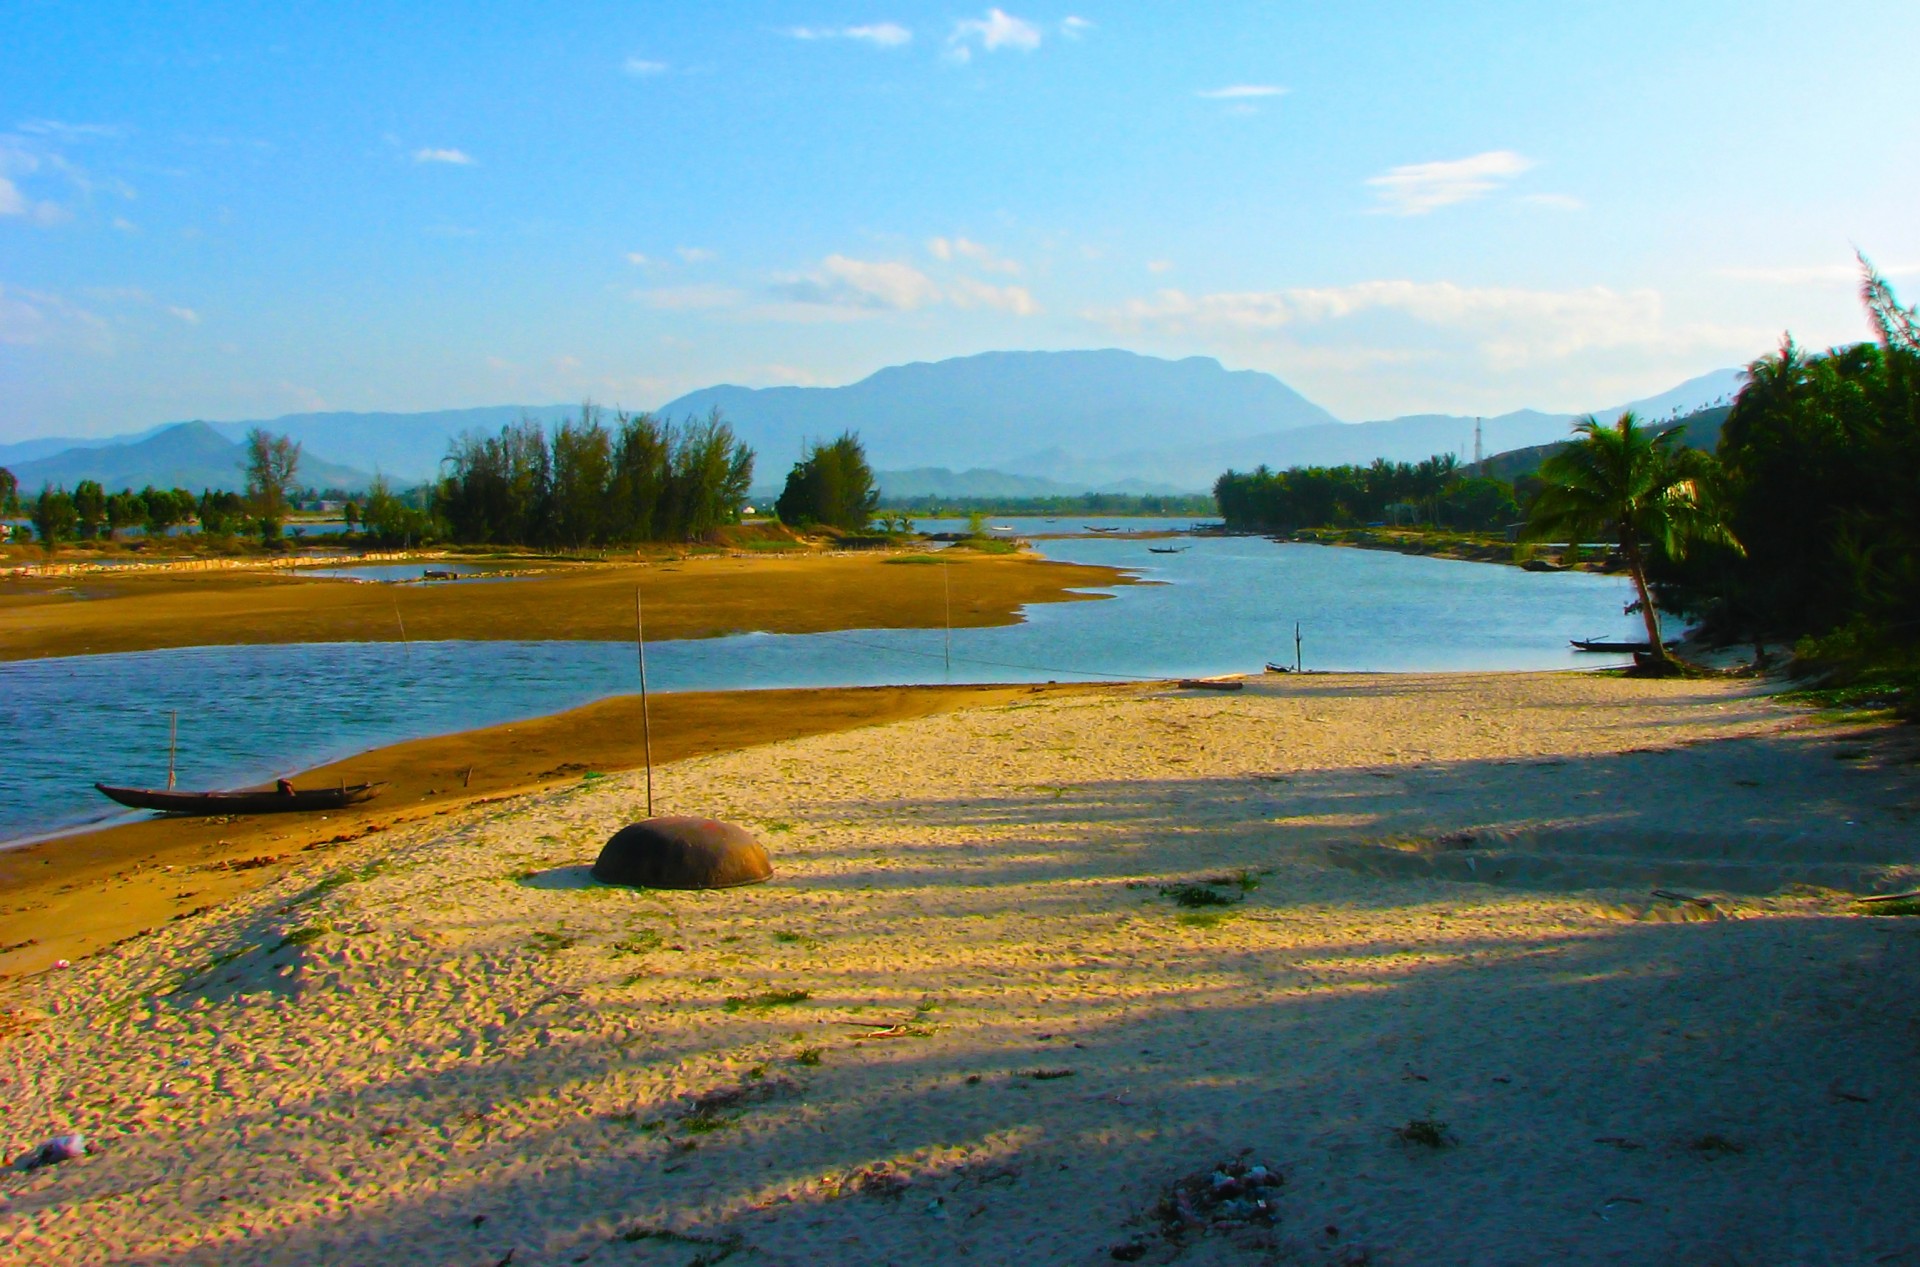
[0,550,1132,662]
[3,671,1919,1263]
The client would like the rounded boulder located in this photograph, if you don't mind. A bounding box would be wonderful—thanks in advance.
[591,816,773,890]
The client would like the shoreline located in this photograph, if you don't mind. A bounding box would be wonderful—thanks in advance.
[0,549,1136,663]
[0,680,1112,977]
[4,669,1916,1261]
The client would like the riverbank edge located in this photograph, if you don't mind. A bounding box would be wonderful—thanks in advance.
[0,679,1124,978]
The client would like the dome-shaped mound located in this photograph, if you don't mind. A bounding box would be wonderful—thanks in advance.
[591,816,773,890]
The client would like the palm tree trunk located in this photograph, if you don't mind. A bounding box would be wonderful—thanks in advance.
[1621,534,1669,666]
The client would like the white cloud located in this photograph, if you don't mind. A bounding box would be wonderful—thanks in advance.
[634,284,746,311]
[1085,279,1760,370]
[1720,261,1920,285]
[0,176,23,216]
[927,235,1022,275]
[949,277,1038,314]
[949,8,1042,60]
[14,120,123,142]
[1365,150,1532,216]
[677,246,716,264]
[1060,16,1093,37]
[777,254,942,311]
[0,283,111,350]
[623,57,670,76]
[1196,84,1287,99]
[1146,259,1174,274]
[790,23,912,46]
[412,147,475,165]
[626,251,652,266]
[112,216,138,233]
[166,305,200,324]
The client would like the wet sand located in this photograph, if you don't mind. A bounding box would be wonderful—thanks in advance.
[0,682,1102,978]
[3,671,1918,1263]
[0,551,1133,661]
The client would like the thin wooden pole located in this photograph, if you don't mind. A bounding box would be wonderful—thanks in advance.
[392,595,410,665]
[167,710,177,791]
[636,584,655,818]
[1294,621,1302,674]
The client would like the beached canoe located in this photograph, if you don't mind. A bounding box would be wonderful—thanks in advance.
[95,781,387,815]
[1148,546,1187,554]
[1569,637,1678,653]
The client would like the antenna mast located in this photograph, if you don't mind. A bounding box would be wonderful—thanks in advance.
[1474,417,1483,467]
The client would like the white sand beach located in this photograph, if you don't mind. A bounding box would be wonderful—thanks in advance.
[3,671,1918,1265]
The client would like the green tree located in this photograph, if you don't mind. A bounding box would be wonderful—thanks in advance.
[0,467,17,517]
[243,427,302,542]
[72,480,106,539]
[1526,411,1740,668]
[106,489,146,539]
[776,431,878,531]
[32,487,78,552]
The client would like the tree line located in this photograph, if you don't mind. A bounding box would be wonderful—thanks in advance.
[1213,454,1520,533]
[434,406,754,547]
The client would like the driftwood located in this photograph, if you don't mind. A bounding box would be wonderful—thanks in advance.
[1651,888,1716,908]
[1857,888,1920,904]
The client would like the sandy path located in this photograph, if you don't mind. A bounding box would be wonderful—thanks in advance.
[2,672,1918,1265]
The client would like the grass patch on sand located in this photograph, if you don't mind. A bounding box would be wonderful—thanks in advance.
[311,859,386,898]
[1159,882,1241,908]
[724,988,812,1012]
[1393,1116,1456,1149]
[883,554,943,564]
[610,930,664,955]
[528,929,577,954]
[793,1047,823,1067]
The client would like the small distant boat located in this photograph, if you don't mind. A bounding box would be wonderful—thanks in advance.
[1148,545,1188,554]
[1569,637,1678,653]
[95,781,387,815]
[988,524,1015,532]
[1086,525,1122,532]
[423,568,460,580]
[1264,662,1293,674]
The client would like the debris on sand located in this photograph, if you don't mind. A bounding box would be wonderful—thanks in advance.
[1107,1156,1283,1260]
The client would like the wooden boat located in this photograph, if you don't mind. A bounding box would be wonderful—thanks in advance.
[95,781,387,815]
[1264,662,1293,674]
[1569,637,1678,653]
[1085,525,1121,532]
[1148,545,1188,554]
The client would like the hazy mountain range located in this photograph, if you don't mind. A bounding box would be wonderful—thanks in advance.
[0,351,1745,497]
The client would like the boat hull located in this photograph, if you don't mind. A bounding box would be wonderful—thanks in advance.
[95,782,387,815]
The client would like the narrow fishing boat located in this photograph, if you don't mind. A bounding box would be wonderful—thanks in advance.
[1568,636,1678,653]
[1148,545,1188,554]
[95,781,387,815]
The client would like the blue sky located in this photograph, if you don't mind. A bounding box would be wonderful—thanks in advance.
[3,1,1917,440]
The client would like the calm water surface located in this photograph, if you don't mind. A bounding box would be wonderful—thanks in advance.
[1,534,1649,842]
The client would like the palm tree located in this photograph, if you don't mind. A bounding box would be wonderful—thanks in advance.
[1526,411,1740,668]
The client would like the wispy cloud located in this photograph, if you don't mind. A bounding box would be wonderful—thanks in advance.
[1060,16,1093,38]
[776,254,942,311]
[678,246,716,264]
[14,120,123,142]
[1721,261,1920,285]
[927,235,1022,275]
[1366,150,1531,216]
[622,57,669,76]
[1085,279,1760,369]
[166,305,200,324]
[626,251,653,267]
[1196,84,1286,99]
[790,23,912,47]
[0,283,111,350]
[412,147,475,166]
[949,276,1038,314]
[948,8,1042,62]
[635,285,746,311]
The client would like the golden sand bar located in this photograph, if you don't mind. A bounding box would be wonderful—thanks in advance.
[0,551,1133,662]
[3,671,1917,1262]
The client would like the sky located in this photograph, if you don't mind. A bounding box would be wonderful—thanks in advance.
[2,0,1918,441]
